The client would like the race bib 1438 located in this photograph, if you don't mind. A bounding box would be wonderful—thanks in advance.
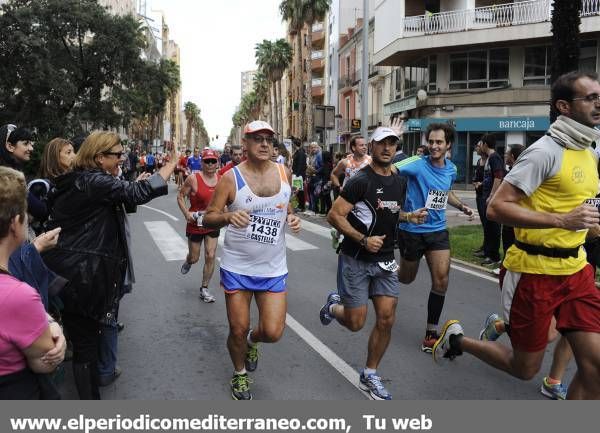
[245,215,282,245]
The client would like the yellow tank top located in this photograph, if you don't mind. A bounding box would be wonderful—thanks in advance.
[504,144,598,275]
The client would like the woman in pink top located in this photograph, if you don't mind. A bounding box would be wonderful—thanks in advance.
[0,167,62,399]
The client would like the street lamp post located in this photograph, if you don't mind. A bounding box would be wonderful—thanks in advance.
[360,0,369,141]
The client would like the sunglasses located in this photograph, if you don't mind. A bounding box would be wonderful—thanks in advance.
[248,135,274,144]
[103,151,125,158]
[203,159,218,164]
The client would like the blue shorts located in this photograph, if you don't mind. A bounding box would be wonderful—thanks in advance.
[220,269,287,293]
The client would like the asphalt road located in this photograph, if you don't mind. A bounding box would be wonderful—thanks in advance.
[58,185,573,400]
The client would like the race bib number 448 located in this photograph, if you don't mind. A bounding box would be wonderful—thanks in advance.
[425,190,449,210]
[245,215,282,245]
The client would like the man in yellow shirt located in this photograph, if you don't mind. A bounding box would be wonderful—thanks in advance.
[432,71,600,399]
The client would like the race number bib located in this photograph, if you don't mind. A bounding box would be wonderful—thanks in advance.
[378,260,399,272]
[425,190,449,210]
[245,215,282,245]
[585,198,600,207]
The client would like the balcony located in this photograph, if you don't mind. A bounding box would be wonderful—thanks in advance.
[403,0,553,37]
[312,21,325,47]
[311,78,324,97]
[338,74,355,90]
[375,0,600,65]
[311,50,325,71]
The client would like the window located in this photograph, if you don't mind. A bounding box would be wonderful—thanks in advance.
[449,49,509,89]
[523,46,551,86]
[580,40,597,72]
[395,56,437,98]
[524,41,597,86]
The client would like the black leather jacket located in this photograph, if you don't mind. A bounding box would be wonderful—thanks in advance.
[43,169,168,321]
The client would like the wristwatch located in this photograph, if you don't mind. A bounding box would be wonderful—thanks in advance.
[359,236,368,248]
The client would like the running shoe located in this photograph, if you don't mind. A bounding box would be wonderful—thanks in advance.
[181,261,192,275]
[230,373,253,400]
[479,313,503,341]
[199,287,216,303]
[319,292,341,325]
[481,258,500,266]
[540,377,567,400]
[359,370,392,400]
[421,331,439,353]
[432,320,464,364]
[245,342,259,372]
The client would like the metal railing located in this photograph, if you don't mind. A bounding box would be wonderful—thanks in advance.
[338,74,355,89]
[311,50,324,60]
[403,0,562,37]
[582,0,600,16]
[368,113,383,128]
[312,22,324,32]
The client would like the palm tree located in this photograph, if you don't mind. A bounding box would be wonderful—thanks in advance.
[255,39,293,136]
[550,1,581,122]
[280,0,305,139]
[272,39,293,138]
[184,101,199,149]
[302,0,331,141]
[253,63,272,123]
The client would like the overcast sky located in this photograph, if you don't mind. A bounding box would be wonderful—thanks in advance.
[150,0,287,147]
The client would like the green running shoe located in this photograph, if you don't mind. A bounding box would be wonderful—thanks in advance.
[245,343,259,372]
[230,373,253,400]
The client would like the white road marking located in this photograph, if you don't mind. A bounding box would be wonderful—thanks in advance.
[450,263,498,283]
[285,234,319,251]
[144,221,187,261]
[298,218,333,237]
[285,314,371,400]
[140,205,180,221]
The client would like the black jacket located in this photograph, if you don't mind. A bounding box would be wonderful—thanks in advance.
[292,147,307,177]
[43,169,168,321]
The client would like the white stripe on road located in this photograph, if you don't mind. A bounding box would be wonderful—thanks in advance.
[285,314,371,399]
[140,205,180,221]
[450,263,498,283]
[298,218,333,238]
[285,234,319,251]
[144,221,187,261]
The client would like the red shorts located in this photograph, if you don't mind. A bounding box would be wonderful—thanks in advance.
[500,264,600,352]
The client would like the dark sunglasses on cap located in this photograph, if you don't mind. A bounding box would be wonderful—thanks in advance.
[203,159,218,164]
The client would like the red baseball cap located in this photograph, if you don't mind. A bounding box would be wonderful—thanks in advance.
[201,149,218,160]
[243,120,275,135]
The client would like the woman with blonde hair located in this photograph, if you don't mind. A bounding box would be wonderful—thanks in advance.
[0,167,64,399]
[43,130,178,399]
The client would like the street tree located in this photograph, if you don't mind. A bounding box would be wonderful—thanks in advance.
[549,1,581,122]
[0,0,179,140]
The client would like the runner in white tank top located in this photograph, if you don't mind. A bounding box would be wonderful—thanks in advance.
[203,120,301,401]
[220,163,290,277]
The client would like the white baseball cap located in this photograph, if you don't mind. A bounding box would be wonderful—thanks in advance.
[243,120,275,135]
[370,127,399,143]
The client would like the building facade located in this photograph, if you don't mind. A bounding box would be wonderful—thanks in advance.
[241,70,257,98]
[98,0,136,16]
[374,0,600,187]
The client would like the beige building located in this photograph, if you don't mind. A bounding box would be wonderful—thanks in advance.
[374,0,600,187]
[241,70,257,98]
[161,16,183,149]
[98,0,136,16]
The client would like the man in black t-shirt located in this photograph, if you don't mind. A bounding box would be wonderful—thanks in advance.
[480,133,505,265]
[319,127,427,400]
